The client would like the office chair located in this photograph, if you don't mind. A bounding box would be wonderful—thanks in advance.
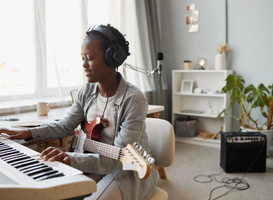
[146,118,175,200]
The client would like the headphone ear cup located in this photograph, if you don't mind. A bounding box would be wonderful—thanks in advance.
[104,45,126,68]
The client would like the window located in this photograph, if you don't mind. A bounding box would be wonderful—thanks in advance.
[0,0,109,105]
[0,0,35,97]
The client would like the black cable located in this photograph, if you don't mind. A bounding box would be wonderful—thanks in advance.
[193,129,265,200]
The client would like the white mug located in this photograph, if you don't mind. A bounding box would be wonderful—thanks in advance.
[37,102,50,116]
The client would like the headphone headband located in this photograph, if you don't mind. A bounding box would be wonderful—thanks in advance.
[86,24,126,68]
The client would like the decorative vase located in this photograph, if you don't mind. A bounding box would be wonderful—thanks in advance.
[215,53,224,70]
[241,127,273,156]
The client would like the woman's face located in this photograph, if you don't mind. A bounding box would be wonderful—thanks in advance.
[81,38,114,83]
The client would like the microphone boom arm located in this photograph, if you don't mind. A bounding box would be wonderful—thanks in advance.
[123,63,157,77]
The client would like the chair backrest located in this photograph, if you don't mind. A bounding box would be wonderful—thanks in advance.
[145,118,175,167]
[70,89,79,103]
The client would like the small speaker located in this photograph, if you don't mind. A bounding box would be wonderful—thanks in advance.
[220,132,267,173]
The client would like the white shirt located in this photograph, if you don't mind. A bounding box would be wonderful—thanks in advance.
[87,92,116,145]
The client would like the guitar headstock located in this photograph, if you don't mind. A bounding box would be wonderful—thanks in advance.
[119,143,155,179]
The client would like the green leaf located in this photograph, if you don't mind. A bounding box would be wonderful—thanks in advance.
[268,84,273,96]
[245,83,270,107]
[262,111,268,119]
[222,75,245,109]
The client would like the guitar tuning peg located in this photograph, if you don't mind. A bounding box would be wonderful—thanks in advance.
[133,142,139,147]
[137,145,143,153]
[133,143,140,150]
[146,154,151,160]
[148,157,155,164]
[142,150,148,158]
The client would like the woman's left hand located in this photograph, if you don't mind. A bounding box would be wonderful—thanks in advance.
[40,146,71,166]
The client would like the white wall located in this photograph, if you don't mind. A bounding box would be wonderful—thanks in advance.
[159,0,226,122]
[159,0,273,131]
[227,0,273,130]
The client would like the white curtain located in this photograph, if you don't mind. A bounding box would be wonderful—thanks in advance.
[109,0,169,120]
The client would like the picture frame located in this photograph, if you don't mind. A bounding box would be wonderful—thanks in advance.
[181,80,193,93]
[185,4,195,12]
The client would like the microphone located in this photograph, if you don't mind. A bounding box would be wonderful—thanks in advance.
[157,52,163,81]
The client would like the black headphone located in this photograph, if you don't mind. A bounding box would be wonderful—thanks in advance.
[86,24,126,68]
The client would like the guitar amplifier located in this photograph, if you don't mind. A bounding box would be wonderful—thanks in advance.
[220,132,267,173]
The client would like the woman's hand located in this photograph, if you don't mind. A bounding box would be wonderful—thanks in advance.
[40,146,71,166]
[0,128,32,140]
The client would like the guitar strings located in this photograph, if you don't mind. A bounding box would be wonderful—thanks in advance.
[84,139,121,160]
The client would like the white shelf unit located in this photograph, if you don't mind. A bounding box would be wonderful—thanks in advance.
[172,70,233,137]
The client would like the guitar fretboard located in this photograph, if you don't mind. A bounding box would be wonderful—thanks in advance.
[83,139,121,160]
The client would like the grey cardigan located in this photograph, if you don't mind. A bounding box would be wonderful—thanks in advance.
[30,73,157,200]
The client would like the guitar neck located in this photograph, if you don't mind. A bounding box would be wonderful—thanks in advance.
[83,139,121,160]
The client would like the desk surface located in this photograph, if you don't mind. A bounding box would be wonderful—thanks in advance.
[0,105,164,129]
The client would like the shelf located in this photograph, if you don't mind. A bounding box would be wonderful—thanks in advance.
[172,69,232,73]
[174,111,223,118]
[174,92,225,98]
[172,69,232,133]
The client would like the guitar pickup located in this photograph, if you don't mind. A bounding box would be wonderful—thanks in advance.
[72,130,86,153]
[71,135,79,150]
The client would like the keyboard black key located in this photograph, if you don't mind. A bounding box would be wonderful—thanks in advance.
[19,163,45,172]
[0,148,16,153]
[13,160,39,168]
[3,154,29,162]
[31,170,59,180]
[5,155,30,163]
[25,166,53,176]
[36,172,64,181]
[1,152,25,160]
[11,158,36,166]
[0,150,19,157]
[0,146,12,151]
[0,149,16,154]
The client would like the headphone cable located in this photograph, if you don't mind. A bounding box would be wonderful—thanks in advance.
[101,74,117,119]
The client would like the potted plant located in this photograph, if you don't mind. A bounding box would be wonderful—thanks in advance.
[216,74,273,155]
[184,60,192,70]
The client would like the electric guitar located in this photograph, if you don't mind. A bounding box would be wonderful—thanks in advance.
[71,117,154,179]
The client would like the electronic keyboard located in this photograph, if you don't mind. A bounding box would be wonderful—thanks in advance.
[0,135,96,200]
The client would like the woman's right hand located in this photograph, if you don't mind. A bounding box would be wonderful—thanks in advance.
[0,128,32,140]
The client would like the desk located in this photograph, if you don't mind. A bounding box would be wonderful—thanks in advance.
[0,105,164,152]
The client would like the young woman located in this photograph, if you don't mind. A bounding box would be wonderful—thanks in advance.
[0,24,157,200]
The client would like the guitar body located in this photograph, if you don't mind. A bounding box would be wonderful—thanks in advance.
[69,117,109,152]
[80,117,109,140]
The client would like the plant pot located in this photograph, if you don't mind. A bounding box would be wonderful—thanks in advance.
[215,53,224,70]
[241,127,273,156]
[184,62,192,70]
